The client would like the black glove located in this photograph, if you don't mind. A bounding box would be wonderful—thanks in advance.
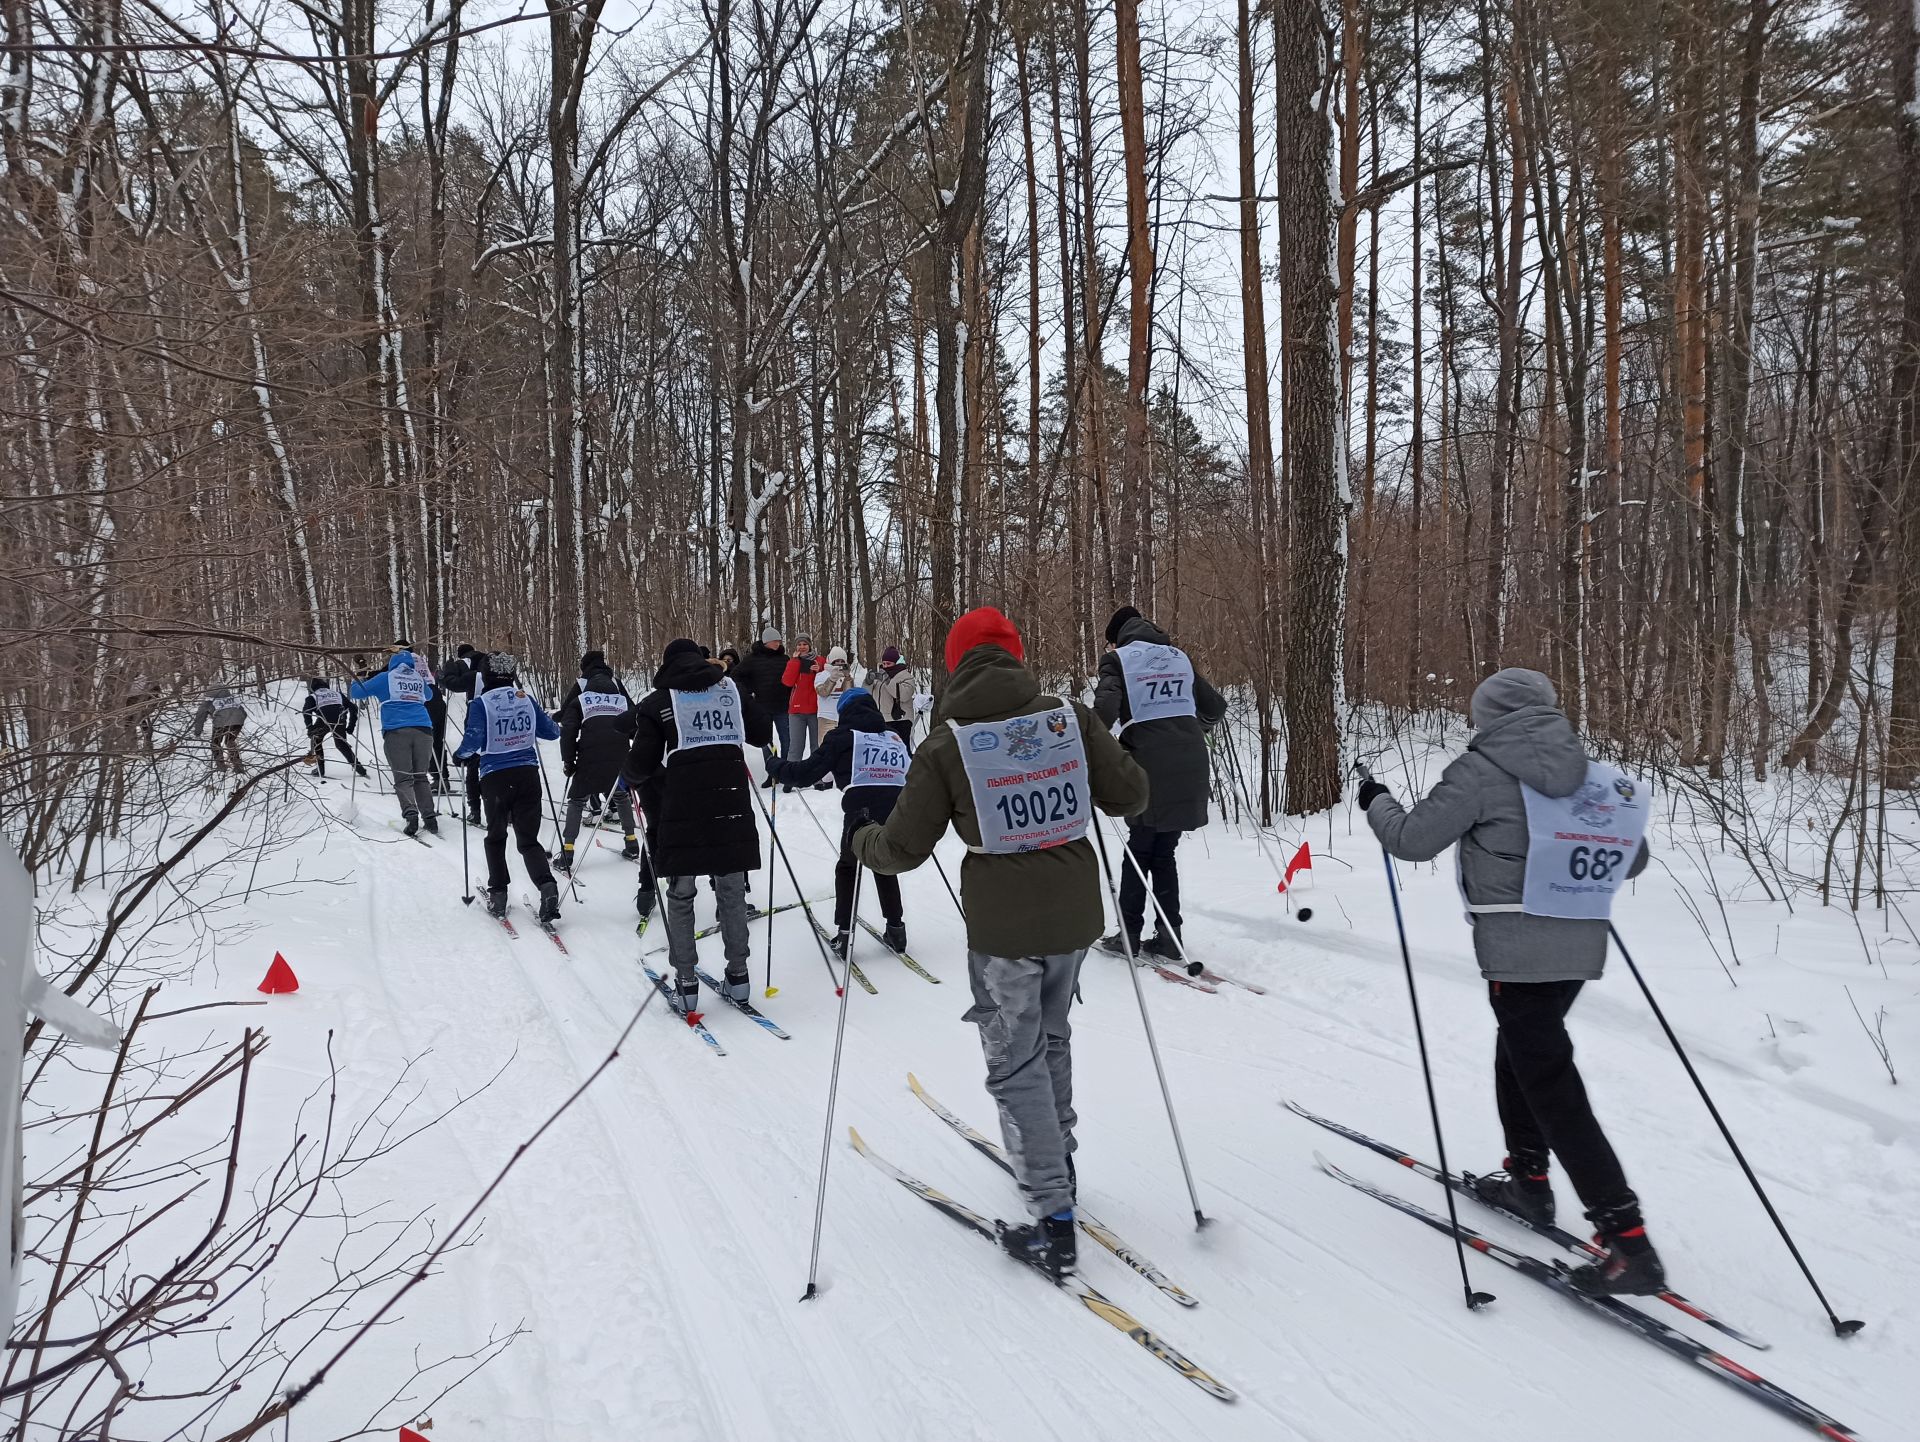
[1356,777,1390,811]
[847,807,874,829]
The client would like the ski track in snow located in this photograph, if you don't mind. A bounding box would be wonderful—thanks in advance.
[142,715,1919,1441]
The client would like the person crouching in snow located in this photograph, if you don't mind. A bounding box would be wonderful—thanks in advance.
[622,638,774,1016]
[766,686,911,958]
[851,607,1148,1277]
[453,654,563,924]
[1358,666,1659,1296]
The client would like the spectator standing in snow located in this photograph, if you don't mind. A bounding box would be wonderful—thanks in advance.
[766,685,911,957]
[813,645,855,732]
[453,653,563,923]
[622,638,774,1014]
[555,655,640,875]
[1359,666,1660,1297]
[190,685,247,773]
[1092,606,1227,960]
[781,636,824,771]
[301,678,367,779]
[868,645,915,748]
[349,643,441,836]
[853,607,1148,1278]
[736,627,793,782]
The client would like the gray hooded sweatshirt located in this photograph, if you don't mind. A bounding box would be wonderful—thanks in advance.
[1364,667,1649,983]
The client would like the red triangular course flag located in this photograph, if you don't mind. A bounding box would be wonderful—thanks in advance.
[258,952,299,994]
[1278,842,1312,893]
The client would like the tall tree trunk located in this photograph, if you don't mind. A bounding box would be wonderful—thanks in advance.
[1115,0,1153,603]
[1889,0,1920,786]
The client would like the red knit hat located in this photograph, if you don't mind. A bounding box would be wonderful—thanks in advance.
[945,606,1025,674]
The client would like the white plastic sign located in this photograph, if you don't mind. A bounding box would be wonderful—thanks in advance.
[949,703,1090,854]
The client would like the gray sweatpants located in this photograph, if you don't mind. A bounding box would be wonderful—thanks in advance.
[666,872,750,977]
[382,727,438,820]
[964,948,1085,1218]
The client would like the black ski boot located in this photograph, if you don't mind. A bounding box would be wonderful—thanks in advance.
[355,764,370,779]
[722,966,752,1004]
[403,813,420,837]
[537,882,561,925]
[1468,1157,1556,1228]
[1143,932,1182,961]
[485,889,509,919]
[1098,931,1141,958]
[1000,1211,1077,1279]
[882,921,908,953]
[464,803,480,824]
[621,836,640,861]
[1569,1199,1665,1297]
[636,885,656,919]
[553,845,574,875]
[666,970,702,1017]
[829,929,851,960]
[423,815,440,836]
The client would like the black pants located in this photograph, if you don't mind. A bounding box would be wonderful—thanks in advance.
[1118,823,1182,939]
[835,812,901,931]
[306,721,360,777]
[464,756,483,815]
[481,766,556,893]
[1490,979,1635,1216]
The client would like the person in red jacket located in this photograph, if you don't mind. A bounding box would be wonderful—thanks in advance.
[780,636,825,779]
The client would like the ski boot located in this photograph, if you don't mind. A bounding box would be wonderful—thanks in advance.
[666,970,702,1017]
[999,1211,1077,1279]
[423,815,440,836]
[355,765,370,779]
[636,885,656,919]
[1143,932,1182,961]
[403,814,421,837]
[829,929,851,960]
[463,803,480,824]
[1468,1156,1556,1229]
[1097,931,1141,958]
[537,882,562,925]
[553,845,575,875]
[1569,1200,1665,1296]
[484,889,509,919]
[621,835,640,861]
[882,921,908,954]
[722,966,752,1004]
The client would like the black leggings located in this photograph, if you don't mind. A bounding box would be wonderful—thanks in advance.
[481,766,556,893]
[306,721,360,776]
[1490,979,1636,1217]
[835,812,901,930]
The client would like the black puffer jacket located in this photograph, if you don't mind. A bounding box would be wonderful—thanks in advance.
[558,664,638,788]
[1092,615,1226,832]
[767,690,905,822]
[735,641,791,718]
[622,652,774,877]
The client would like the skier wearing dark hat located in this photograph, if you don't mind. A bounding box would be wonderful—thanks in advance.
[852,607,1148,1277]
[869,645,915,748]
[301,677,366,779]
[452,653,563,922]
[1094,606,1226,959]
[736,626,793,782]
[622,638,774,1015]
[1359,666,1658,1295]
[436,644,491,823]
[555,655,640,874]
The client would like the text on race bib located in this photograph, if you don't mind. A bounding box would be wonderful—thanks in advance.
[950,704,1091,854]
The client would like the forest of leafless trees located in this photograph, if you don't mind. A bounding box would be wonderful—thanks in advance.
[4,0,1918,829]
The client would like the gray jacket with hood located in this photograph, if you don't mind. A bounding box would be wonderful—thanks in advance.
[1364,668,1649,983]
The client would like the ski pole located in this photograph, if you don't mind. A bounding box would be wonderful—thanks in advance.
[536,750,581,904]
[1090,820,1208,1229]
[802,859,865,1301]
[1358,761,1494,1311]
[1609,924,1864,1337]
[764,771,782,997]
[928,850,965,922]
[459,774,474,905]
[744,771,850,992]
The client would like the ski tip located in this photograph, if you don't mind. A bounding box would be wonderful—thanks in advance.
[846,1125,865,1150]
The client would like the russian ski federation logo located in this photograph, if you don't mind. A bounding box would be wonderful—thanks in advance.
[1005,715,1044,762]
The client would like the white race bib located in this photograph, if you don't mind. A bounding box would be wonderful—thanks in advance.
[949,703,1090,854]
[667,678,746,759]
[481,688,539,754]
[1117,641,1196,729]
[1511,763,1650,919]
[579,689,628,720]
[389,666,429,705]
[312,687,343,710]
[850,729,910,789]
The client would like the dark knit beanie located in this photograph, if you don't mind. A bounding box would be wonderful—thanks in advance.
[1105,606,1142,644]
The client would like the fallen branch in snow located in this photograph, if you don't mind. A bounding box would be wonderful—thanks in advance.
[1844,987,1898,1085]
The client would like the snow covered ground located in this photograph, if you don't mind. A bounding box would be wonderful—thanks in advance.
[41,695,1920,1441]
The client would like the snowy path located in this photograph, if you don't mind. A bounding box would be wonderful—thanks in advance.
[190,740,1917,1441]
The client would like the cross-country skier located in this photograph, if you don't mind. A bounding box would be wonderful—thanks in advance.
[1093,606,1227,959]
[453,653,562,923]
[350,643,441,836]
[766,685,910,957]
[1358,666,1660,1296]
[436,644,490,823]
[852,607,1148,1277]
[301,677,366,779]
[736,626,793,785]
[190,685,247,773]
[622,638,774,1015]
[555,654,640,876]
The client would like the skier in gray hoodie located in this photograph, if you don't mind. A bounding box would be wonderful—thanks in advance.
[1359,667,1660,1297]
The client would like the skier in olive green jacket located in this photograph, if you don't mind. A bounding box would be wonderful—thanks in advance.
[853,606,1148,1279]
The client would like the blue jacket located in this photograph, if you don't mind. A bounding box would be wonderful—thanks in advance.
[455,681,560,776]
[350,652,436,731]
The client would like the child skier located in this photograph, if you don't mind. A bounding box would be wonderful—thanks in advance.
[301,678,367,779]
[1358,666,1658,1296]
[350,644,441,835]
[556,655,640,875]
[622,638,774,1014]
[453,653,562,923]
[766,685,911,957]
[852,607,1148,1276]
[190,685,248,773]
